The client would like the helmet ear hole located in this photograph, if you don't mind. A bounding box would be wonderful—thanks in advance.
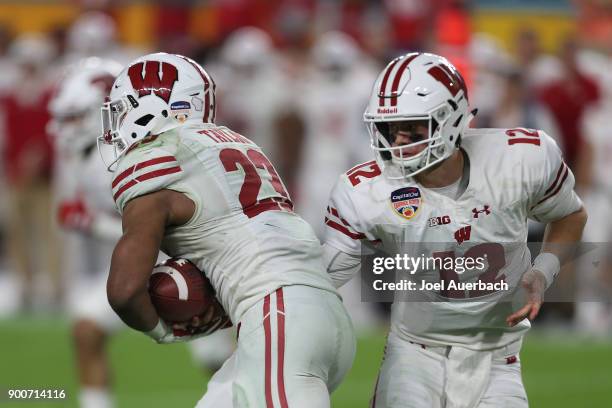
[134,114,154,126]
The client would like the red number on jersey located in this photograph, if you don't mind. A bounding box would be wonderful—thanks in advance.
[433,251,465,299]
[246,150,289,199]
[505,128,540,146]
[347,161,381,187]
[464,243,506,297]
[220,148,292,218]
[433,243,506,299]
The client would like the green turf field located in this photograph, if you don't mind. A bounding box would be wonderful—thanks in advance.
[0,318,611,407]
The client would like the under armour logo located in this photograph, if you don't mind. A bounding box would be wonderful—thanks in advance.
[472,205,491,219]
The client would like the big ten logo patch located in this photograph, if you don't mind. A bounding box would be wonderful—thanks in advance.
[428,215,451,227]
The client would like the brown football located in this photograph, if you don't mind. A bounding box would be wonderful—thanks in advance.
[148,258,217,323]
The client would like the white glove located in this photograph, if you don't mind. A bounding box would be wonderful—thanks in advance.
[145,316,232,344]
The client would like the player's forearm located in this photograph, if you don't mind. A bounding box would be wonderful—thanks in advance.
[107,233,160,332]
[531,207,588,289]
[541,206,588,264]
[323,243,362,288]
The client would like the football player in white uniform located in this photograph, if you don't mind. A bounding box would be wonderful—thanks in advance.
[323,53,587,407]
[293,31,376,239]
[49,58,124,408]
[98,53,355,407]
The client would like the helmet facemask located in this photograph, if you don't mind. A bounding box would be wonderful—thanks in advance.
[98,94,179,171]
[366,102,457,179]
[363,52,472,180]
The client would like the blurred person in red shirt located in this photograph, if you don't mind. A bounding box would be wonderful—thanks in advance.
[539,36,600,170]
[0,34,61,311]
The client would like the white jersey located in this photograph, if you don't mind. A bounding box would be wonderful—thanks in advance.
[325,128,582,350]
[75,146,121,272]
[55,145,123,330]
[54,144,121,278]
[111,124,336,322]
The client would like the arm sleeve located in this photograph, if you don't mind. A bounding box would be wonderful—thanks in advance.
[322,242,362,288]
[112,145,184,214]
[527,132,583,223]
[323,176,374,255]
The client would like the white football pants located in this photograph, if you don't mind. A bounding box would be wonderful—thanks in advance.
[196,285,356,408]
[371,331,528,408]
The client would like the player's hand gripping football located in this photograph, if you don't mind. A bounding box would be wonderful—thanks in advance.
[506,268,547,327]
[170,300,233,338]
[148,303,232,344]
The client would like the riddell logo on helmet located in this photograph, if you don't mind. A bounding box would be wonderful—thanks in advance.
[377,107,398,114]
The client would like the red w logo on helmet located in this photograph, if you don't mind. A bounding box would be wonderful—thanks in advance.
[127,61,178,103]
[427,63,467,99]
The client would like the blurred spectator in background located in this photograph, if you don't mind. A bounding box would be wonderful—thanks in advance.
[212,27,290,167]
[0,33,61,311]
[490,69,559,138]
[0,26,17,270]
[290,31,376,238]
[539,36,600,170]
[515,28,563,91]
[282,31,381,331]
[49,58,124,408]
[384,0,436,51]
[433,0,472,88]
[64,11,140,66]
[468,33,512,128]
[0,26,18,95]
[574,55,612,336]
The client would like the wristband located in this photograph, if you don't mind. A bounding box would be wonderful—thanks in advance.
[532,252,561,289]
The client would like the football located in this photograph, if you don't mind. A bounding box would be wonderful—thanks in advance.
[149,258,217,323]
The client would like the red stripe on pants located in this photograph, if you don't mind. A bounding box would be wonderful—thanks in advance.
[276,288,288,408]
[264,294,273,407]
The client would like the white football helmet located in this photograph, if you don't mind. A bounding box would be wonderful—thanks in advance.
[312,31,359,71]
[49,58,122,154]
[67,11,117,57]
[221,26,273,69]
[364,52,473,179]
[98,52,216,170]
